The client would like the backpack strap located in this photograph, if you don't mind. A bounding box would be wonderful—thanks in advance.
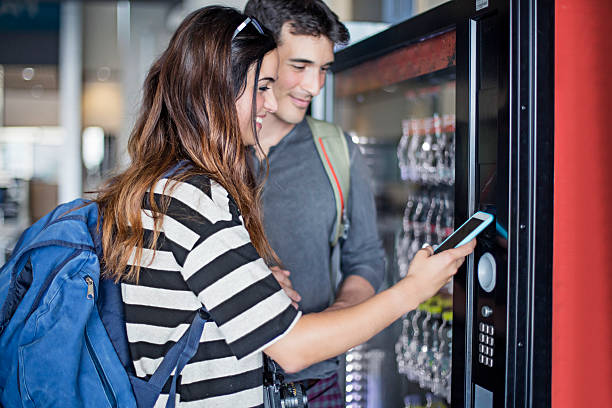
[100,275,210,408]
[306,116,351,302]
[306,116,351,247]
[144,309,209,408]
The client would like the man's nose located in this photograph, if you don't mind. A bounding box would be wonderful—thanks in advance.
[301,69,323,97]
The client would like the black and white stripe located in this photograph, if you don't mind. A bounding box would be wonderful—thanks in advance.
[122,176,300,407]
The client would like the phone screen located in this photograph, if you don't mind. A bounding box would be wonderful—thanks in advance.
[434,217,485,254]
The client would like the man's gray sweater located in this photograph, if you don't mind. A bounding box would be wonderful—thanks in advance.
[252,118,385,382]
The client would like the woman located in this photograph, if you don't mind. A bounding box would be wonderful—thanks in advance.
[96,6,474,407]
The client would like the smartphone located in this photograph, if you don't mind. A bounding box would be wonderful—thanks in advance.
[433,211,494,254]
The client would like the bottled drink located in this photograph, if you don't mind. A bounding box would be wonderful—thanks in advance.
[407,194,425,262]
[425,192,441,245]
[397,194,418,278]
[426,304,443,389]
[442,114,456,185]
[406,300,427,382]
[419,118,434,183]
[406,119,421,183]
[398,119,412,180]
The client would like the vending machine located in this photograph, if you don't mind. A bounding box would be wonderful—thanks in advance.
[321,0,555,406]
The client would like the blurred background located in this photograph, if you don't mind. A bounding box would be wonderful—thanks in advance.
[0,0,447,263]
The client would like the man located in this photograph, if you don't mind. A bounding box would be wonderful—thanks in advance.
[244,1,386,406]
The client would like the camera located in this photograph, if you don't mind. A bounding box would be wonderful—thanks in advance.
[263,356,308,408]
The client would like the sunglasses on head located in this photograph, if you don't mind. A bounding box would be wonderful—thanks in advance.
[232,17,264,40]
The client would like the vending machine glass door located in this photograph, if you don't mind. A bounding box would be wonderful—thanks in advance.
[332,29,457,408]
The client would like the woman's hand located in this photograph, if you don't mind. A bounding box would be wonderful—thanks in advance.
[399,240,477,305]
[270,266,301,309]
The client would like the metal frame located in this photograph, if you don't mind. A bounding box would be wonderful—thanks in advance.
[506,0,554,406]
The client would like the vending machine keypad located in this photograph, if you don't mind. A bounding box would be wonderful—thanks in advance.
[478,323,495,367]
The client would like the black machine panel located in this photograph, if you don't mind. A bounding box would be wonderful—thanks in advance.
[470,14,510,408]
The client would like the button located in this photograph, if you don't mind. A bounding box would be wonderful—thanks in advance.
[489,337,494,346]
[481,305,493,318]
[479,344,485,353]
[489,326,495,336]
[478,253,497,292]
[489,348,494,357]
[487,358,494,368]
[479,354,485,364]
[479,333,485,343]
[480,323,486,332]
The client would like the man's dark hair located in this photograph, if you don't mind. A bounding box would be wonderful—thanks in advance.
[244,0,350,46]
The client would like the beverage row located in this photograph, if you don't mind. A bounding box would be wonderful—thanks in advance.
[345,345,368,408]
[396,295,453,404]
[397,190,455,279]
[397,114,456,186]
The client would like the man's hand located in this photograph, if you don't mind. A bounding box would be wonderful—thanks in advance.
[270,266,301,309]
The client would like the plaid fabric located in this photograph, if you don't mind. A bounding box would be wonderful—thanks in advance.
[304,373,344,408]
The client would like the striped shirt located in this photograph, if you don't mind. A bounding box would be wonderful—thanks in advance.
[121,174,301,407]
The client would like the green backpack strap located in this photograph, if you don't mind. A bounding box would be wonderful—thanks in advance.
[307,116,350,303]
[306,116,351,247]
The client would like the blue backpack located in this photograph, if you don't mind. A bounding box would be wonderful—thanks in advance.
[0,199,208,408]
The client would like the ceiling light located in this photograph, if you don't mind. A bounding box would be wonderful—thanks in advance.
[22,67,35,81]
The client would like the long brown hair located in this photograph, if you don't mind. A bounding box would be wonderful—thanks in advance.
[96,6,278,282]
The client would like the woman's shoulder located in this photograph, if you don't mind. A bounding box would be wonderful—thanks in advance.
[151,174,238,223]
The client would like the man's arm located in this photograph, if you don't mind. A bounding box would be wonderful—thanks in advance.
[326,275,375,311]
[272,270,375,312]
[327,135,386,312]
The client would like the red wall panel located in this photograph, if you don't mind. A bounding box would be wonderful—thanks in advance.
[554,0,612,406]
